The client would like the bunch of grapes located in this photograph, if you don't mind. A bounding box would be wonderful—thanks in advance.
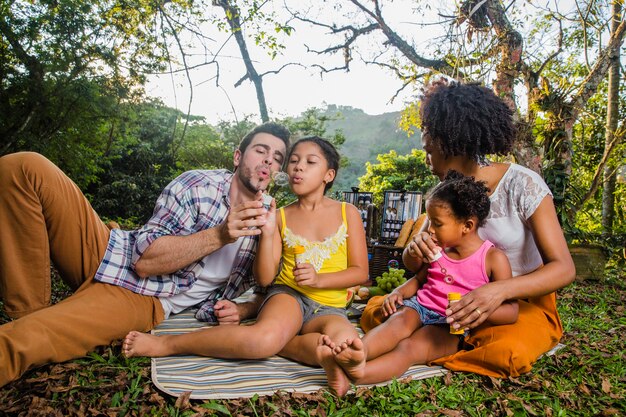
[376,268,407,293]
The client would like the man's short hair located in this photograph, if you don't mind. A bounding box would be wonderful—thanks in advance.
[238,122,291,154]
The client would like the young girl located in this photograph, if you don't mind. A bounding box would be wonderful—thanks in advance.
[123,137,369,396]
[326,170,519,389]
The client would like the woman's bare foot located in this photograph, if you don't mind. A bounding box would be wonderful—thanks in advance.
[334,337,366,381]
[316,335,351,397]
[123,331,172,358]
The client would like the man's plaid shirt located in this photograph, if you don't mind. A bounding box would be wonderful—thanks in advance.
[94,169,259,323]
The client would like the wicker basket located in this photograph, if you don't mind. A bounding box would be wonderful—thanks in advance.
[369,244,413,284]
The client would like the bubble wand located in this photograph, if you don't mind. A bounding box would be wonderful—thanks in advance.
[262,171,290,209]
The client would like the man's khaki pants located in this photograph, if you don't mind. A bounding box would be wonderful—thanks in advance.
[0,152,163,387]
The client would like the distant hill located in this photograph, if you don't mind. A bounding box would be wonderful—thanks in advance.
[319,105,422,191]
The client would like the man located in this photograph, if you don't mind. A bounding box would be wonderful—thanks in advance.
[0,122,290,387]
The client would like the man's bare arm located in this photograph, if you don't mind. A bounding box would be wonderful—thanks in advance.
[134,201,267,278]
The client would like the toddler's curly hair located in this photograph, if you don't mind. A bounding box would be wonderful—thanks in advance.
[426,170,491,227]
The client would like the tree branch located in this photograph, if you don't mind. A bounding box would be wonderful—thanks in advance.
[158,3,193,157]
[349,0,458,75]
[570,18,626,122]
[214,0,269,122]
[535,18,563,77]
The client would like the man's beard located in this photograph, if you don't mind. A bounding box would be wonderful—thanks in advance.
[238,164,268,194]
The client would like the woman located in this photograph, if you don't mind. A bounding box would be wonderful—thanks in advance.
[360,79,575,377]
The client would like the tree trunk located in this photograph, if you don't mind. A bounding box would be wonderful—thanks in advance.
[483,0,542,173]
[215,0,270,122]
[601,1,622,236]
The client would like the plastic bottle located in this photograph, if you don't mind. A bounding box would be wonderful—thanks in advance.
[447,292,464,335]
[293,245,305,265]
[262,193,273,210]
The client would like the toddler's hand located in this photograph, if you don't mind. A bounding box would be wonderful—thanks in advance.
[382,291,404,317]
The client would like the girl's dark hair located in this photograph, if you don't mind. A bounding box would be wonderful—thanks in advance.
[420,79,515,161]
[289,136,340,194]
[426,170,491,227]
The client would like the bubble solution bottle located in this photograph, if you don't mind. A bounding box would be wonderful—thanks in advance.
[447,292,464,335]
[293,245,305,265]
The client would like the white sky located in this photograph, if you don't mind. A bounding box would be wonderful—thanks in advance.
[146,59,413,125]
[145,2,421,125]
[144,1,591,125]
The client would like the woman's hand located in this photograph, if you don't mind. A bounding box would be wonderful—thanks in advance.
[445,281,507,331]
[382,291,404,317]
[406,232,440,261]
[294,263,320,287]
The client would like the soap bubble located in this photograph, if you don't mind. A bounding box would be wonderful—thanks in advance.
[272,171,290,187]
[387,259,399,269]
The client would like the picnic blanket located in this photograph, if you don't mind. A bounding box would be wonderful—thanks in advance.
[150,306,447,399]
[150,306,565,399]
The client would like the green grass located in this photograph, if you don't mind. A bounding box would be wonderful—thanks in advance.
[1,266,625,416]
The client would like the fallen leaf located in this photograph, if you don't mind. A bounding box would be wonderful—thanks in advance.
[174,391,192,409]
[601,378,612,393]
[489,376,502,389]
[440,409,464,417]
[578,383,591,395]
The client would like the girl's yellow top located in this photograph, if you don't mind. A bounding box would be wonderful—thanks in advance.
[274,202,350,308]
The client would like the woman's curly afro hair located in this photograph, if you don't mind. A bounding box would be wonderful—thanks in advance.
[426,170,491,227]
[420,79,516,161]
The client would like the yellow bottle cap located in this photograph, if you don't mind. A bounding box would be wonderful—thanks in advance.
[447,292,461,301]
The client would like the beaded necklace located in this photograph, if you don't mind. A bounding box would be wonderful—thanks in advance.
[430,250,455,284]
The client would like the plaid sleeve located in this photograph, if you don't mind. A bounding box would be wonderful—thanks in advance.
[130,175,197,270]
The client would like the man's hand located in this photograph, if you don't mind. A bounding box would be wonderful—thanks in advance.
[213,300,242,325]
[218,195,268,244]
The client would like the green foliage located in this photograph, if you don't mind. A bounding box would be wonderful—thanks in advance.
[175,123,231,172]
[567,79,626,239]
[322,105,419,191]
[358,149,438,206]
[0,0,196,187]
[86,102,180,223]
[1,0,165,137]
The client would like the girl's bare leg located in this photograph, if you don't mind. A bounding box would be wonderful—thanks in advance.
[123,294,302,358]
[334,307,420,380]
[279,312,359,363]
[348,325,459,385]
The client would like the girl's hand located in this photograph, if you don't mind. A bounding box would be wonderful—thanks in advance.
[293,263,320,287]
[382,291,404,317]
[445,281,506,331]
[406,232,440,262]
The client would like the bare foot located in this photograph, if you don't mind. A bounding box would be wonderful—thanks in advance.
[123,331,172,358]
[334,337,366,381]
[316,335,351,397]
